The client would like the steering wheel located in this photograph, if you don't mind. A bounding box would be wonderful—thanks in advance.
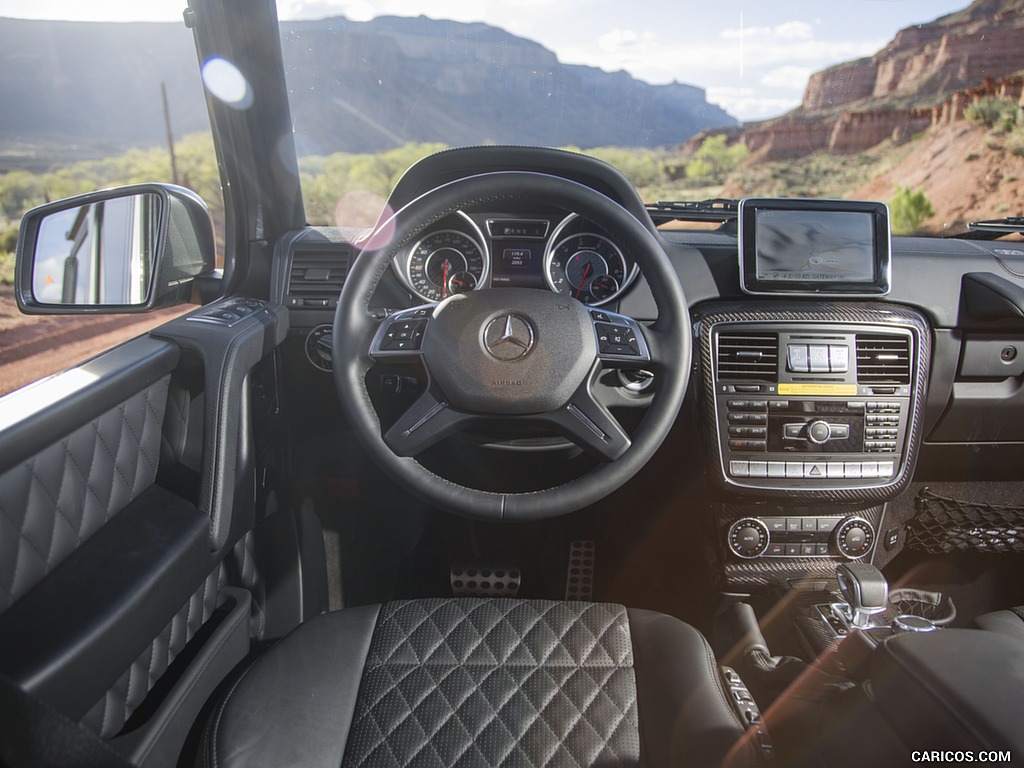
[333,171,690,520]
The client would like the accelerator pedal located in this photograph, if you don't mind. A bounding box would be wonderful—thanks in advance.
[565,540,596,601]
[450,561,521,598]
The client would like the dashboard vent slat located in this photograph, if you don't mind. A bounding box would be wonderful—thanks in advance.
[286,248,352,307]
[856,334,911,384]
[716,332,779,381]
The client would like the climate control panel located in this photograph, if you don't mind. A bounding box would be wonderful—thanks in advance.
[726,515,876,560]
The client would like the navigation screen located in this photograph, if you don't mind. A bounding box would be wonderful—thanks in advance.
[755,209,875,283]
[739,198,890,296]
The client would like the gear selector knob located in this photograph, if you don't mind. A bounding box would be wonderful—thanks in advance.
[836,562,888,628]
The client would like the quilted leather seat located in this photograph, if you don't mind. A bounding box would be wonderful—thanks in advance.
[203,598,756,767]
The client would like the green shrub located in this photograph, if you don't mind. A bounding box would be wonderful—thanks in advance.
[685,135,749,182]
[889,186,935,235]
[0,251,14,285]
[964,97,1021,134]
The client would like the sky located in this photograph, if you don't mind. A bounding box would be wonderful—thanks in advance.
[0,0,973,120]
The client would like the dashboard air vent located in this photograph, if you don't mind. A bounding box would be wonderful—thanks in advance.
[856,334,911,384]
[286,248,351,309]
[716,332,779,381]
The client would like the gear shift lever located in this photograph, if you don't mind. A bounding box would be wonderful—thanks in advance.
[836,562,888,629]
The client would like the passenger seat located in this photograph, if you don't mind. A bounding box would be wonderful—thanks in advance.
[974,606,1024,641]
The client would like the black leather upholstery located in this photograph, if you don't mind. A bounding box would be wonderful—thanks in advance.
[203,598,754,768]
[975,606,1024,641]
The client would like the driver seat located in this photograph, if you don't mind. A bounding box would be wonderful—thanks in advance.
[203,598,757,767]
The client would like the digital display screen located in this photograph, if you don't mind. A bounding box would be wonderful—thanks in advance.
[755,209,875,283]
[739,198,890,296]
[489,241,545,289]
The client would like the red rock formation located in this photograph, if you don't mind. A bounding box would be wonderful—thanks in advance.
[874,27,1024,100]
[828,109,932,153]
[802,59,875,112]
[736,0,1024,162]
[741,120,832,161]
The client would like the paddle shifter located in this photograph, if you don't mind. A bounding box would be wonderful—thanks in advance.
[836,562,888,629]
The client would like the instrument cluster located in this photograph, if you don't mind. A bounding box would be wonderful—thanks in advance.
[393,210,639,306]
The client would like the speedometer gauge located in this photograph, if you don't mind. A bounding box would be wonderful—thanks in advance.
[406,229,487,302]
[544,217,634,305]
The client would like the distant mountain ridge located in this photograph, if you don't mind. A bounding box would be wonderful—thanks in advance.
[0,14,736,170]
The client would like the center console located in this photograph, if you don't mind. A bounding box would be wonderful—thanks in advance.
[695,302,930,586]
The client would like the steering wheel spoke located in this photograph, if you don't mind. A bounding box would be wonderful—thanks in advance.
[383,382,471,456]
[539,376,631,461]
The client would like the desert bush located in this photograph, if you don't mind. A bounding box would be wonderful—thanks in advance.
[889,185,935,235]
[965,97,1021,134]
[685,135,749,182]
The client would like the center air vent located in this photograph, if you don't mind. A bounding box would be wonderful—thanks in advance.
[716,332,779,381]
[286,248,351,309]
[856,334,911,384]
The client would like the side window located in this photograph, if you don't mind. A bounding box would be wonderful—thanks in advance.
[0,19,222,398]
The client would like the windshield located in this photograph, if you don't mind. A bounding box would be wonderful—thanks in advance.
[276,0,1024,235]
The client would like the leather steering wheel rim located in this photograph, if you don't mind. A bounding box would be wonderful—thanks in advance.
[333,171,690,520]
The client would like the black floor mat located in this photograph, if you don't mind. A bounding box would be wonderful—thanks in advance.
[306,422,721,635]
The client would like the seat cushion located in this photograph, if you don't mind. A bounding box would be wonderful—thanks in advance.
[203,598,754,767]
[974,606,1024,641]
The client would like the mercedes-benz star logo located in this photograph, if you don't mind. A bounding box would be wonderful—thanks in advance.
[483,313,535,361]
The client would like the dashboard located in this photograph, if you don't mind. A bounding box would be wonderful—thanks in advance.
[273,145,1024,587]
[391,209,639,306]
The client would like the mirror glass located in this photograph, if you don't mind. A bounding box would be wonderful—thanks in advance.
[32,193,160,305]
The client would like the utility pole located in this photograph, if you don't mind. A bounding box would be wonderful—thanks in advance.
[161,82,179,185]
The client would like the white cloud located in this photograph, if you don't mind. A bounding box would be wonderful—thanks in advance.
[774,21,815,39]
[0,0,182,22]
[759,65,813,90]
[720,20,814,41]
[706,86,801,121]
[597,28,656,53]
[560,32,885,86]
[278,0,375,21]
[278,0,583,23]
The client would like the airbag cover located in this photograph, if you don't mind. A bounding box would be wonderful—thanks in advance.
[422,288,595,414]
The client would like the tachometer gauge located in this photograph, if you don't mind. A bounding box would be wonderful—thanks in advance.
[405,229,487,302]
[545,220,633,305]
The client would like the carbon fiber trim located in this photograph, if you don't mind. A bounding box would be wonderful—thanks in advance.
[694,302,930,504]
[722,558,844,591]
[716,503,884,590]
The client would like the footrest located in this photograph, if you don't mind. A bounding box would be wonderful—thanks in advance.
[565,540,596,601]
[450,562,521,598]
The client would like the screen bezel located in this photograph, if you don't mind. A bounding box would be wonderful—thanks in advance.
[738,198,891,296]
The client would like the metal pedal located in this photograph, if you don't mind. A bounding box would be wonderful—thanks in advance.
[565,540,596,601]
[450,561,521,598]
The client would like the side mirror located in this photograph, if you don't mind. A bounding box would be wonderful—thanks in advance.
[15,183,216,314]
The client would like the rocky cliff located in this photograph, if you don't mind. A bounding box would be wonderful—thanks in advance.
[742,0,1024,161]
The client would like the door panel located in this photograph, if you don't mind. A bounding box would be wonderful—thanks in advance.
[0,299,287,764]
[0,356,173,613]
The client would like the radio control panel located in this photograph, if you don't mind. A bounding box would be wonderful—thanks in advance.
[708,320,922,494]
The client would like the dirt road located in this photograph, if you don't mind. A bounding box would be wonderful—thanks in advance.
[0,285,190,396]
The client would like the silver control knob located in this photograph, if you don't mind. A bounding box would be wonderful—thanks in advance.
[727,518,770,559]
[807,420,832,445]
[833,516,876,559]
[892,615,937,634]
